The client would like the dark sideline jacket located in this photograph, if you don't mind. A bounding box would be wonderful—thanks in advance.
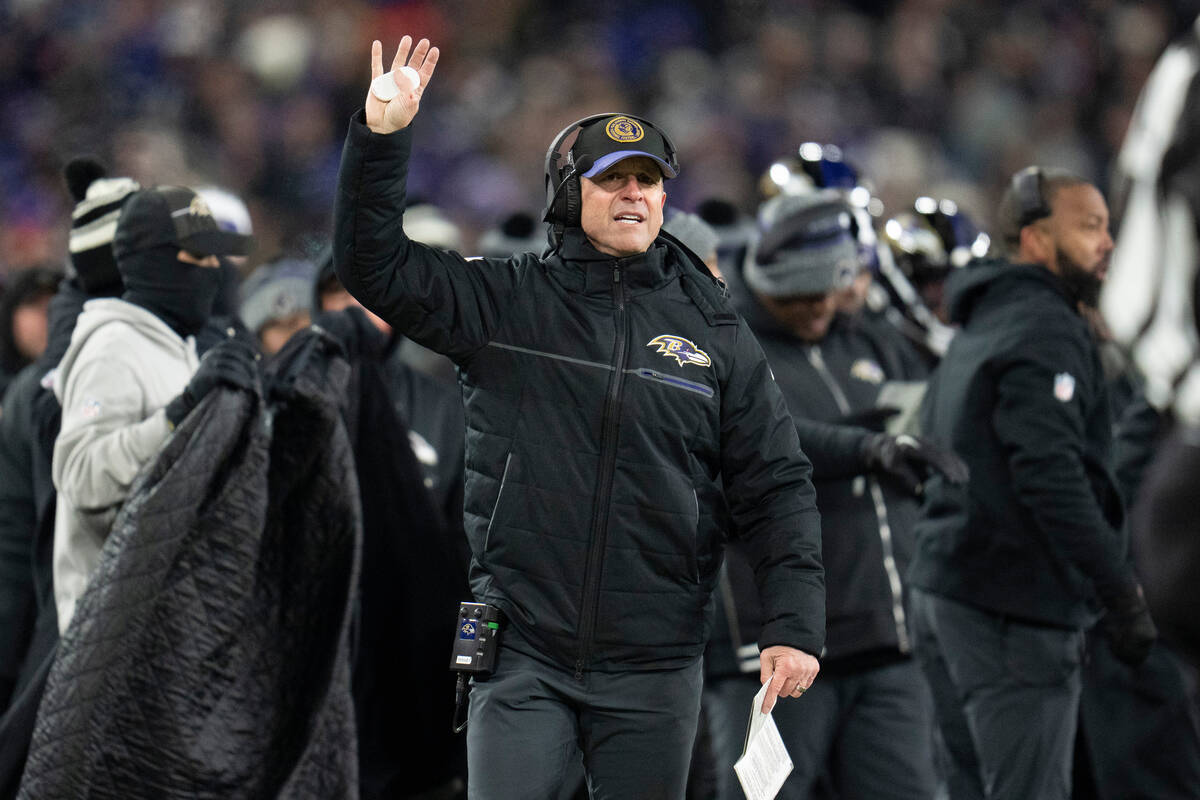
[333,112,824,672]
[708,254,928,676]
[909,260,1131,628]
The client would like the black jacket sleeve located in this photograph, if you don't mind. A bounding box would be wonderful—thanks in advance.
[791,417,873,479]
[720,321,825,657]
[333,113,527,363]
[992,333,1134,603]
[0,367,39,711]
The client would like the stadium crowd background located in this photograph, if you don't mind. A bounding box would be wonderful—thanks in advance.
[1,0,1196,277]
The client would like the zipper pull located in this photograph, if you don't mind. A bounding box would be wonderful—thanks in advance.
[613,267,621,284]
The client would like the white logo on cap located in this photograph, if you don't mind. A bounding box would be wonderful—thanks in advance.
[188,196,213,218]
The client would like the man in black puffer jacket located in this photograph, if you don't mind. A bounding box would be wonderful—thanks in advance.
[334,37,825,799]
[908,167,1158,800]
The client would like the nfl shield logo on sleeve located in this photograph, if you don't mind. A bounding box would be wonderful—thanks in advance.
[1053,372,1076,402]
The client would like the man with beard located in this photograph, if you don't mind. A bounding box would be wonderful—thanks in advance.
[51,186,256,632]
[906,167,1157,800]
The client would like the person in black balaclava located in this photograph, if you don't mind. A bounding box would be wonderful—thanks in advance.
[50,185,257,633]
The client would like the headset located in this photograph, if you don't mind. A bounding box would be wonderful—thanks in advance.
[542,112,679,251]
[1010,165,1052,229]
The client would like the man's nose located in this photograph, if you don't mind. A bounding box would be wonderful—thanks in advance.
[618,175,644,198]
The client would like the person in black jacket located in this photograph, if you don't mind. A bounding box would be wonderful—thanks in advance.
[908,166,1158,800]
[312,253,472,799]
[705,190,967,800]
[0,157,140,796]
[334,37,825,799]
[0,266,62,401]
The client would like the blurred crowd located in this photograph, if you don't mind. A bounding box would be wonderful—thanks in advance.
[1,0,1195,281]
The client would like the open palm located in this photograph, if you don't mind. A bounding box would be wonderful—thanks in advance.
[365,36,439,135]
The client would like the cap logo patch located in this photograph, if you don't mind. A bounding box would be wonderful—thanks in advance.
[1054,372,1076,402]
[606,116,645,143]
[187,195,213,219]
[648,335,711,368]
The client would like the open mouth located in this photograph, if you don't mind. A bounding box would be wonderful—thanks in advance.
[615,213,645,225]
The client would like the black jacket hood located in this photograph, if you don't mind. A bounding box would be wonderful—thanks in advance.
[945,258,1075,325]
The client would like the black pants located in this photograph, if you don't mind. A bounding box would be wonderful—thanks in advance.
[1077,633,1200,799]
[704,658,936,799]
[466,643,702,800]
[910,587,1084,800]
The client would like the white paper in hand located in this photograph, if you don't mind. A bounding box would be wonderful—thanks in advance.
[733,677,793,800]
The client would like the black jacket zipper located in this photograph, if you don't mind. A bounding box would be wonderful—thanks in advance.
[575,263,630,680]
[805,344,910,652]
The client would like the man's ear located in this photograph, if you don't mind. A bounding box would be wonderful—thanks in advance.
[1018,223,1052,267]
[659,192,667,209]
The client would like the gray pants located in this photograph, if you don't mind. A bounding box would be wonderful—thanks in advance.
[466,643,702,800]
[704,658,937,799]
[909,587,1085,800]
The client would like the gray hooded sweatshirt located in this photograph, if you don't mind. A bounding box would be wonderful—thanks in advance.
[51,298,199,631]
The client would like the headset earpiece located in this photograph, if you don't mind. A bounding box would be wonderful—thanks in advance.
[1012,166,1051,228]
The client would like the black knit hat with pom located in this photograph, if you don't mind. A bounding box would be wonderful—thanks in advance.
[64,156,140,295]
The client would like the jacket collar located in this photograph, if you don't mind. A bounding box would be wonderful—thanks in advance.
[946,259,1077,324]
[550,228,675,296]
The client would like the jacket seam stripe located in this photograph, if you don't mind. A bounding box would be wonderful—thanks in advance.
[487,341,614,371]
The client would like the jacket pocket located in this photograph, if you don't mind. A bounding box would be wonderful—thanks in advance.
[631,367,714,398]
[484,452,514,554]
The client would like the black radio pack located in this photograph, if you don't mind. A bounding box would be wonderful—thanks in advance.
[449,602,503,676]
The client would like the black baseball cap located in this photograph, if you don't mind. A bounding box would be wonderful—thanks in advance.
[113,186,254,259]
[572,115,678,180]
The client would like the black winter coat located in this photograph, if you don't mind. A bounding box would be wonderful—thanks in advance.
[748,315,924,667]
[910,260,1132,628]
[708,262,927,674]
[334,114,825,672]
[0,281,90,718]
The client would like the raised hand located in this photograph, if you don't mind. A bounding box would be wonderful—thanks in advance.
[365,36,440,135]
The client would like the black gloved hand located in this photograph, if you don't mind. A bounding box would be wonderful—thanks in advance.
[861,433,970,495]
[1101,582,1158,666]
[165,338,260,428]
[312,306,387,360]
